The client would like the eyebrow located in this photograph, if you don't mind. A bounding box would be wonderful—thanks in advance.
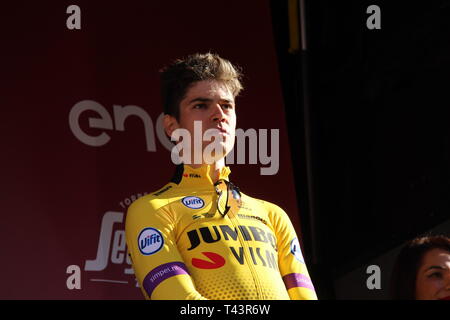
[188,97,233,104]
[424,265,445,272]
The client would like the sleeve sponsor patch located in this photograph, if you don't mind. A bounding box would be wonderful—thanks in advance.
[283,273,315,291]
[290,237,305,263]
[143,262,190,297]
[138,227,164,255]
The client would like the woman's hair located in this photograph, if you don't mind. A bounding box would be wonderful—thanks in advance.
[389,235,450,299]
[159,52,243,120]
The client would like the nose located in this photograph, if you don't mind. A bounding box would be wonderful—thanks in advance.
[211,103,226,123]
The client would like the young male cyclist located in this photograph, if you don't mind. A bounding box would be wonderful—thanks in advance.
[125,53,317,300]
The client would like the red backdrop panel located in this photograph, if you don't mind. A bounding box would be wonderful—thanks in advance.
[1,1,302,299]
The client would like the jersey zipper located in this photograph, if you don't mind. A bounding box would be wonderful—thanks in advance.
[227,207,265,300]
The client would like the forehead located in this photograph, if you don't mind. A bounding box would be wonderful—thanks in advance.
[420,248,450,268]
[184,80,234,102]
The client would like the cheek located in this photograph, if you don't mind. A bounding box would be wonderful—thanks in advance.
[228,113,237,130]
[416,277,441,299]
[178,114,200,134]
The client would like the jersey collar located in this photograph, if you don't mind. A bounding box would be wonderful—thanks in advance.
[170,164,231,188]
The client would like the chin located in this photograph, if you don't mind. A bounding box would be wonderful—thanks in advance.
[203,150,228,165]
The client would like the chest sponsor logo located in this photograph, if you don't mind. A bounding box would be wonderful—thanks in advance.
[290,237,305,263]
[138,227,164,255]
[186,224,279,271]
[182,196,205,209]
[187,225,276,250]
[192,252,226,269]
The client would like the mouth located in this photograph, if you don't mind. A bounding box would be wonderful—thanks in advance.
[213,127,229,136]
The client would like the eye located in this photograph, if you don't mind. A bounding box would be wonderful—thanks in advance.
[193,103,207,109]
[221,104,233,110]
[428,272,443,279]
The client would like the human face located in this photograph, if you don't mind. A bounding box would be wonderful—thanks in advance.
[415,248,450,300]
[164,80,236,166]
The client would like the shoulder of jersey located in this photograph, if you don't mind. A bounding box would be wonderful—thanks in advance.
[128,183,183,213]
[241,192,270,207]
[239,192,260,205]
[242,193,286,214]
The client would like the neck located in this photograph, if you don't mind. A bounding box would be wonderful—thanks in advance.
[186,158,225,182]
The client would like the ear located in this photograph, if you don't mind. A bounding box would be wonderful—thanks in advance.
[163,114,179,139]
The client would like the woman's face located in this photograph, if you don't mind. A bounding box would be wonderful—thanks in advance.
[415,248,450,300]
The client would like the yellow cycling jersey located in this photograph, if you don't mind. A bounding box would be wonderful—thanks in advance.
[125,164,317,300]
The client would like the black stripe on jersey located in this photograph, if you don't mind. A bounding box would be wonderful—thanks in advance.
[170,164,184,185]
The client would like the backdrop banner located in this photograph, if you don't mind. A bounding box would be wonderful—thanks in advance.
[1,1,302,299]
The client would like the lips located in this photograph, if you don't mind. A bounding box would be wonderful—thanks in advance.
[210,127,229,135]
[217,127,229,135]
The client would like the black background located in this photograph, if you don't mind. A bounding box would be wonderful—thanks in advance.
[271,0,450,298]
